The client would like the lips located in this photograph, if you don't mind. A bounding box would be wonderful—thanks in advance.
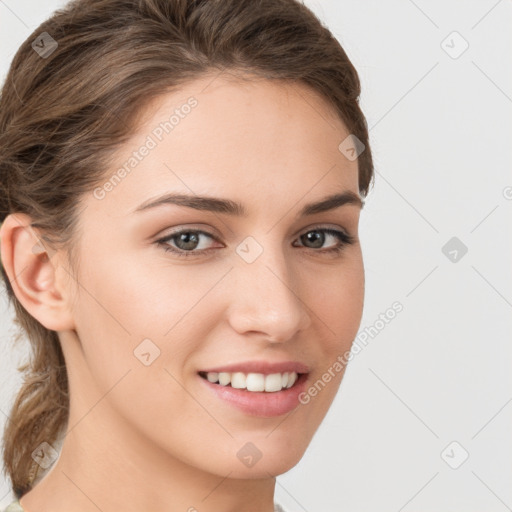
[196,360,310,417]
[199,360,310,375]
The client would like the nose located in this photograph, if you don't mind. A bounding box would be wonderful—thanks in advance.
[227,243,312,343]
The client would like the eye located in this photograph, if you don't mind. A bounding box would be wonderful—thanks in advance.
[156,229,219,257]
[293,227,355,254]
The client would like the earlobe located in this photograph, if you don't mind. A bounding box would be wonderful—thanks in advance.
[0,212,76,331]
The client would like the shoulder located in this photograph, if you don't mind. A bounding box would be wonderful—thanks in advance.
[1,500,24,512]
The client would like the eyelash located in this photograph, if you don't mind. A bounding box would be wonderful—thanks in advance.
[155,227,355,259]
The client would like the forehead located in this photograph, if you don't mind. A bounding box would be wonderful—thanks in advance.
[90,73,359,219]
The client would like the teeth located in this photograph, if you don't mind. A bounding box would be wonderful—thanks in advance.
[246,373,265,392]
[206,372,219,383]
[265,373,283,392]
[287,371,297,387]
[218,372,231,386]
[231,372,246,389]
[202,371,299,392]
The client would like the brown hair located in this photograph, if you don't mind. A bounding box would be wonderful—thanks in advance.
[0,0,374,499]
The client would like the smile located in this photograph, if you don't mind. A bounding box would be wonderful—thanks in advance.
[197,366,310,417]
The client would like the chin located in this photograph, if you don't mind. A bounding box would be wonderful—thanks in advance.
[220,451,305,479]
[214,431,311,478]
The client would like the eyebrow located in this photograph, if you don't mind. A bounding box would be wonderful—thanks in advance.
[133,190,363,217]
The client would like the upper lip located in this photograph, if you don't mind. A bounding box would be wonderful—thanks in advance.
[199,360,310,375]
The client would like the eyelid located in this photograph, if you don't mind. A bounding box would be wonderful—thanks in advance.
[155,224,220,240]
[296,222,350,236]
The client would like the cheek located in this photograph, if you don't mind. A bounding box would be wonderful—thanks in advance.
[314,255,365,349]
[292,254,363,422]
[68,255,211,432]
[71,250,225,379]
[76,245,200,329]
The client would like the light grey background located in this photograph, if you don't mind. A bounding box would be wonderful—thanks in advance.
[1,1,511,511]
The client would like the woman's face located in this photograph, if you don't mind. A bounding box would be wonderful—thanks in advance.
[63,74,364,478]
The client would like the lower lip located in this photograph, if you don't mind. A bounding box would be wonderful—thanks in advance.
[199,373,309,417]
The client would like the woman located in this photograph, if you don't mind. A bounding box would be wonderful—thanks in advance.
[0,0,374,510]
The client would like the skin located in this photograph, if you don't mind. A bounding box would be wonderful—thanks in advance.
[0,73,365,512]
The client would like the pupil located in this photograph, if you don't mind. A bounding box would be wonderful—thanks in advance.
[177,232,199,250]
[303,230,324,248]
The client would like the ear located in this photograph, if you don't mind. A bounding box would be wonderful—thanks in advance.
[0,212,76,331]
